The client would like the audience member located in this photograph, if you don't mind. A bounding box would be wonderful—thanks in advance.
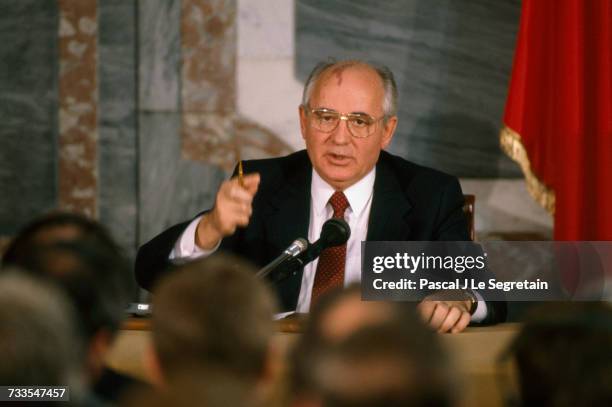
[305,284,406,342]
[306,320,452,407]
[0,271,85,405]
[504,302,612,407]
[1,212,139,404]
[289,285,448,406]
[3,212,123,266]
[147,254,278,405]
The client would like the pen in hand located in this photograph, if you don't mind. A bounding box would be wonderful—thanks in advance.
[238,160,245,188]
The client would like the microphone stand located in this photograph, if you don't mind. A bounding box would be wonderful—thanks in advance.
[258,218,351,284]
[256,238,308,280]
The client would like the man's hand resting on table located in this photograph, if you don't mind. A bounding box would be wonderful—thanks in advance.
[417,290,473,334]
[195,173,260,250]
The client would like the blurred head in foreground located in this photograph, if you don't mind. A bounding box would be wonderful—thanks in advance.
[2,211,123,266]
[1,212,133,383]
[0,272,84,398]
[290,285,451,407]
[505,302,612,407]
[309,320,451,407]
[306,284,403,342]
[149,253,278,395]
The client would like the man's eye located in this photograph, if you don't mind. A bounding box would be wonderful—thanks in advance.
[351,117,370,127]
[319,113,337,122]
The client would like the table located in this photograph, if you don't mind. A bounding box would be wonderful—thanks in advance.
[106,316,307,382]
[106,317,520,407]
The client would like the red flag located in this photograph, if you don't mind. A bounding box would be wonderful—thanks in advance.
[501,0,612,240]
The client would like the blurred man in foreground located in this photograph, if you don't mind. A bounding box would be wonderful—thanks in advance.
[0,272,86,405]
[146,254,279,406]
[314,323,452,407]
[289,285,453,406]
[2,212,139,404]
[505,302,612,406]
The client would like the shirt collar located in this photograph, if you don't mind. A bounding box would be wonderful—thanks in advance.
[311,167,376,218]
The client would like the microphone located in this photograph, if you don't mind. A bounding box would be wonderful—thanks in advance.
[302,218,351,263]
[269,218,351,283]
[256,238,309,279]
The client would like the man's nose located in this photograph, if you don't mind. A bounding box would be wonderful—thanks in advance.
[330,117,351,144]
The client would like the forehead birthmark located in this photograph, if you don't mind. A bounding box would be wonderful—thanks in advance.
[327,64,356,88]
[332,68,345,86]
[326,64,372,89]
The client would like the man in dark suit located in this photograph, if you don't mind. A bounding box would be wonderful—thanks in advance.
[136,60,505,331]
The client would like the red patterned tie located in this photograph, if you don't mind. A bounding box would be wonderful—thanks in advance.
[310,191,350,309]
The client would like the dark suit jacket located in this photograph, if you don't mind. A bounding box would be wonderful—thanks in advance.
[136,150,506,323]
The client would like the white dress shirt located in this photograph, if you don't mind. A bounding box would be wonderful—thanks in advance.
[295,168,375,312]
[170,167,486,321]
[169,214,215,260]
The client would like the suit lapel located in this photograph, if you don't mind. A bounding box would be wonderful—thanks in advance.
[367,153,413,241]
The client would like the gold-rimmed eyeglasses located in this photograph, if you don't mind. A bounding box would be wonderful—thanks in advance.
[303,106,386,138]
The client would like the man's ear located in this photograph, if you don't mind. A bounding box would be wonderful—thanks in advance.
[259,340,282,387]
[380,116,398,149]
[144,342,165,388]
[249,339,285,405]
[88,329,112,381]
[299,105,308,140]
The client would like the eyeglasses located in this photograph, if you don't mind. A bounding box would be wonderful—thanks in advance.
[304,106,386,138]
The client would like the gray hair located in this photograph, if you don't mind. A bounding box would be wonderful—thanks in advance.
[0,271,84,395]
[301,59,399,118]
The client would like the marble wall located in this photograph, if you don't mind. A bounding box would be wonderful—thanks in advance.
[0,0,281,251]
[180,0,290,173]
[0,1,59,236]
[461,179,553,239]
[236,0,304,150]
[57,0,99,216]
[137,0,227,244]
[98,0,138,253]
[137,0,291,244]
[138,0,182,244]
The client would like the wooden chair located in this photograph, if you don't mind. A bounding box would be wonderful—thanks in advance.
[463,194,475,241]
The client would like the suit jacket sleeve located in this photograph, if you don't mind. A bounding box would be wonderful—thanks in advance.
[430,175,507,324]
[134,220,193,291]
[433,176,471,241]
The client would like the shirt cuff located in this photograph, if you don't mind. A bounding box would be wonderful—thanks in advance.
[470,290,488,323]
[169,215,220,262]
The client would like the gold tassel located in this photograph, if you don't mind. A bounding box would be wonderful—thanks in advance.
[500,126,555,215]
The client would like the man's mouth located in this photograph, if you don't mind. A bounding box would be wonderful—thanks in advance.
[326,152,352,165]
